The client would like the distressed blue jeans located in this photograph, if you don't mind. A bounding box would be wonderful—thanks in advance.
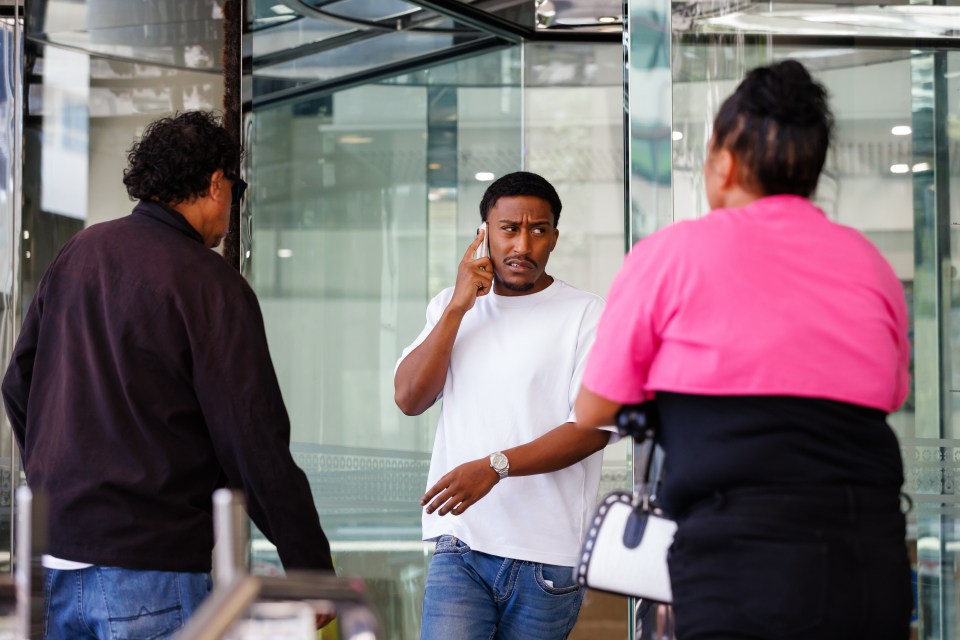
[43,566,212,640]
[420,535,584,640]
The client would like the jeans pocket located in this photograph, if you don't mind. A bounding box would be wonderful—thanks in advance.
[733,539,827,637]
[96,568,184,640]
[535,563,582,596]
[434,535,470,555]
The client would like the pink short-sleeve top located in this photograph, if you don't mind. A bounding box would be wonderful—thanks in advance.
[582,195,910,413]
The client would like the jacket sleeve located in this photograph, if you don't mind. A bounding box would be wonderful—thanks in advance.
[1,278,47,454]
[190,280,334,572]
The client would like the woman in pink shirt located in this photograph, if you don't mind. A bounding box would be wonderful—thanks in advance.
[576,60,911,640]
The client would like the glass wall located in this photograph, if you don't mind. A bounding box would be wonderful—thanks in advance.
[0,9,23,572]
[247,37,630,636]
[248,47,522,639]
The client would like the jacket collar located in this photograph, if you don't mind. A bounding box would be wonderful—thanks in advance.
[132,200,205,245]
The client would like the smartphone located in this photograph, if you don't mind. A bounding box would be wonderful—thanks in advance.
[474,222,490,261]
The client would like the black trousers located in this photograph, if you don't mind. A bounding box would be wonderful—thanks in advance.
[667,486,912,640]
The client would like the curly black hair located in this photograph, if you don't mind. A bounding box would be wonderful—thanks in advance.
[479,171,562,227]
[122,111,241,204]
[712,59,834,199]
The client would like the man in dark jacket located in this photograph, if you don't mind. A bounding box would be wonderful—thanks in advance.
[1,111,333,640]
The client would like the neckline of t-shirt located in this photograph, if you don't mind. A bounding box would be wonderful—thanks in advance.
[743,194,822,216]
[488,278,564,308]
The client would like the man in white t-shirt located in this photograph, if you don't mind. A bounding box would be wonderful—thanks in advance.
[395,172,612,640]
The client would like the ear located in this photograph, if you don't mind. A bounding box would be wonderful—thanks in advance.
[209,169,227,202]
[715,148,738,190]
[549,228,559,252]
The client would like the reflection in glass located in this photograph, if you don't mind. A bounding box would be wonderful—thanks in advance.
[28,0,224,71]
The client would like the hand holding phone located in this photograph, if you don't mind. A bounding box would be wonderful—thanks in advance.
[474,223,489,261]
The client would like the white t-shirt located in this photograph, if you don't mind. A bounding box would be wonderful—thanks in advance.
[398,279,607,567]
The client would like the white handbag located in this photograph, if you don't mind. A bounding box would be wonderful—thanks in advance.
[576,491,676,602]
[575,404,677,603]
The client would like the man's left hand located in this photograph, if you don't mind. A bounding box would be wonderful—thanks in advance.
[421,459,499,516]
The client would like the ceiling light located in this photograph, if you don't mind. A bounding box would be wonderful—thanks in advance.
[912,162,931,172]
[672,131,684,141]
[339,135,372,144]
[597,16,618,23]
[890,164,910,174]
[270,4,296,15]
[536,0,556,28]
[428,162,442,170]
[475,172,495,182]
[891,125,912,136]
[277,249,293,258]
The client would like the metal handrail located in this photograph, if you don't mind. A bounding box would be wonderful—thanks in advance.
[177,489,382,640]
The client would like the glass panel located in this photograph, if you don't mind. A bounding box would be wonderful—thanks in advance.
[250,17,351,58]
[628,0,672,244]
[20,41,224,306]
[248,46,522,638]
[0,14,22,572]
[312,0,421,21]
[28,0,224,70]
[688,4,960,39]
[522,40,629,639]
[253,29,488,96]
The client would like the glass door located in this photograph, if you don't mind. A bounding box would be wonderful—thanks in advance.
[247,47,524,638]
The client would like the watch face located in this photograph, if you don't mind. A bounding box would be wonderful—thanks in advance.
[491,452,508,470]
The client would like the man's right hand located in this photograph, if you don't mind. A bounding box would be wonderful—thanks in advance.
[450,229,494,313]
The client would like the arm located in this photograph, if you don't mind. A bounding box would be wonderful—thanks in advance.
[1,280,46,453]
[193,281,334,572]
[575,386,624,431]
[394,231,492,415]
[421,422,611,516]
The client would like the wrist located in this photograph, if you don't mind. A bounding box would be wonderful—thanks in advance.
[489,451,509,480]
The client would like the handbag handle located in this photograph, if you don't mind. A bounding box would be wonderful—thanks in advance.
[616,403,666,514]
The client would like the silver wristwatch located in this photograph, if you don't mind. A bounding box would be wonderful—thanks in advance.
[489,451,510,480]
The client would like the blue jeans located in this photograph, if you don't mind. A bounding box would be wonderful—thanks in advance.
[421,535,584,640]
[43,566,212,640]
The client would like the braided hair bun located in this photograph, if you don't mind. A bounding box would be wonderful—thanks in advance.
[712,60,834,198]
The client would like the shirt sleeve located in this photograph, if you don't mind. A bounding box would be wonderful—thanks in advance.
[581,231,679,405]
[567,296,619,440]
[886,262,911,411]
[191,280,334,572]
[394,289,453,403]
[1,278,46,453]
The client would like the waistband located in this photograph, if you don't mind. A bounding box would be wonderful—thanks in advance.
[680,484,907,522]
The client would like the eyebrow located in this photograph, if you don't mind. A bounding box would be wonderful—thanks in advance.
[499,219,552,226]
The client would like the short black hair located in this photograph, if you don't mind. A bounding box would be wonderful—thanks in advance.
[479,171,562,227]
[712,59,833,198]
[122,111,241,204]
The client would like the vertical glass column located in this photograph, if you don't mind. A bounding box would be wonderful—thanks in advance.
[626,0,672,246]
[910,48,960,640]
[0,8,23,572]
[626,0,672,635]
